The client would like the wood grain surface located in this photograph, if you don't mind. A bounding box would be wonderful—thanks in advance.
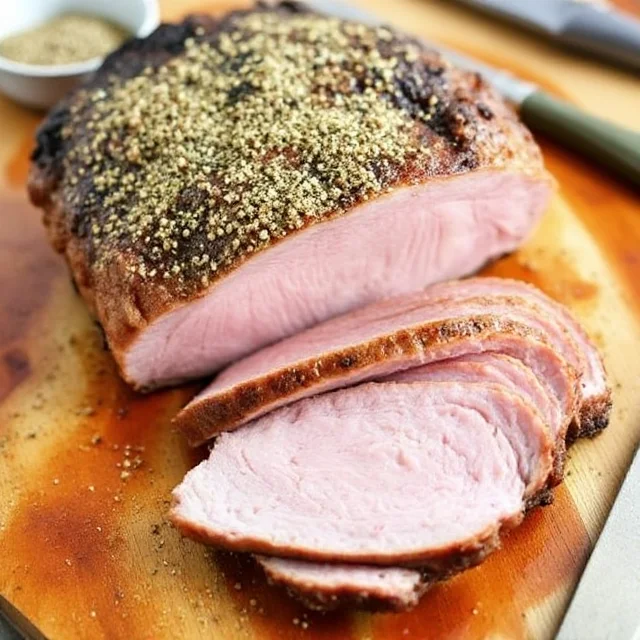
[0,1,639,639]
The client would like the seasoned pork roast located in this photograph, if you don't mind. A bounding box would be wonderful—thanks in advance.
[29,4,552,390]
[28,1,609,615]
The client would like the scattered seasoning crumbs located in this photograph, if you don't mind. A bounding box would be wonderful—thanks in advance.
[234,582,242,591]
[53,478,60,486]
[89,610,97,619]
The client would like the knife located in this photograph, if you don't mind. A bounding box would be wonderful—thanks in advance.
[305,0,640,187]
[453,0,640,71]
[556,447,640,640]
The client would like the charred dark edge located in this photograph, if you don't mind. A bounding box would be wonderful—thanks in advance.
[265,571,432,613]
[569,391,613,442]
[176,314,560,446]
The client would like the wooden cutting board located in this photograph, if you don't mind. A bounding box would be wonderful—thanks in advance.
[0,1,639,638]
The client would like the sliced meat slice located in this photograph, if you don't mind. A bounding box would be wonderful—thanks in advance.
[387,353,556,436]
[425,277,611,437]
[171,381,554,564]
[386,353,566,483]
[255,534,501,612]
[257,556,428,612]
[176,290,580,445]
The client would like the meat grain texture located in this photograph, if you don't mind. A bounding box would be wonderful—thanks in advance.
[29,2,552,390]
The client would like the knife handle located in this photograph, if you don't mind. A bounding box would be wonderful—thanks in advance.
[520,91,640,188]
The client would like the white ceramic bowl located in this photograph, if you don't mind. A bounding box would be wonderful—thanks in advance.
[0,0,160,110]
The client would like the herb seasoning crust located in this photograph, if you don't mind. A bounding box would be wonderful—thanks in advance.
[28,2,546,361]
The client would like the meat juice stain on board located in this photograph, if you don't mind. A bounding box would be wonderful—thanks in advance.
[611,0,640,17]
[484,248,599,308]
[0,328,183,638]
[0,197,62,402]
[0,196,191,636]
[539,141,640,313]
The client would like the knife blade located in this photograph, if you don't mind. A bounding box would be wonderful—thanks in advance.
[555,447,640,640]
[305,0,640,186]
[453,0,640,71]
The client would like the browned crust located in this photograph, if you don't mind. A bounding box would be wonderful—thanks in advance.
[278,580,431,613]
[570,391,613,442]
[175,314,580,446]
[260,535,502,612]
[262,566,432,613]
[27,4,550,385]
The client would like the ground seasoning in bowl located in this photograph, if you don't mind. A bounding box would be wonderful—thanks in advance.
[0,14,130,66]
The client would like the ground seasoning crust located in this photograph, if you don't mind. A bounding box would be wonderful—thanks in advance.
[32,4,540,298]
[44,9,466,290]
